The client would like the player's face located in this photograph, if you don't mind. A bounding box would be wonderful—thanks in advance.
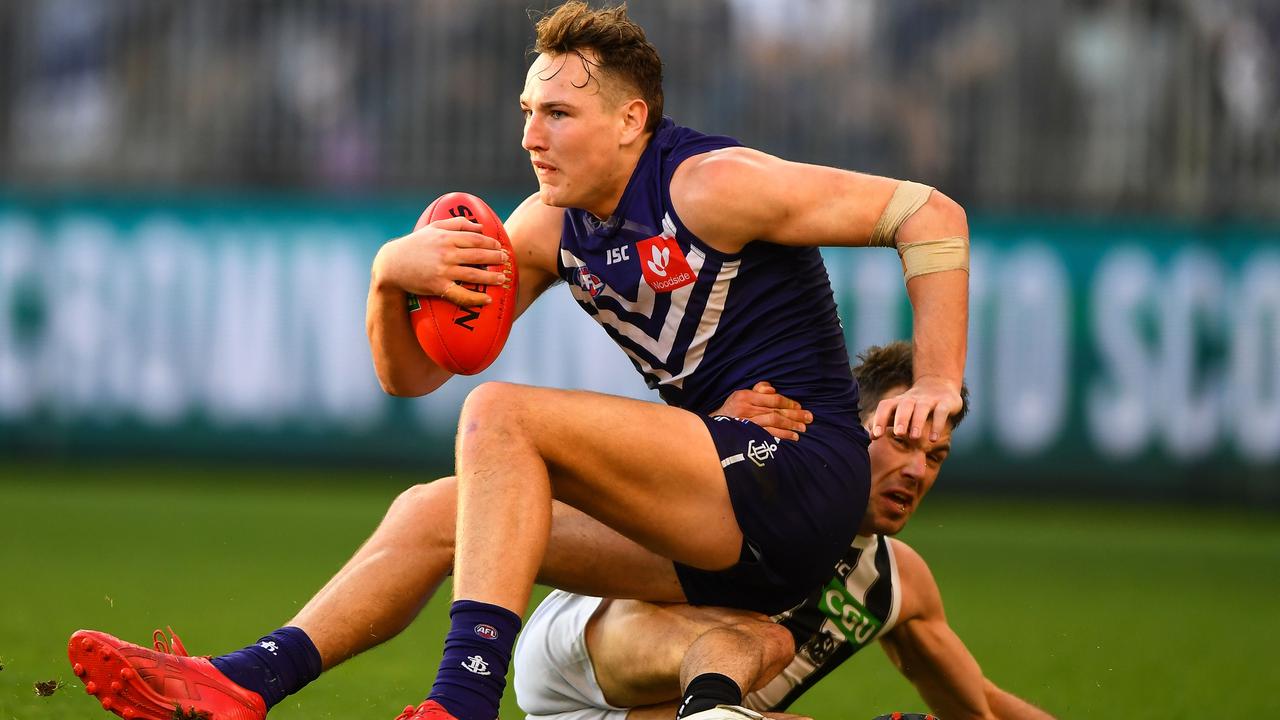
[520,52,640,217]
[861,385,953,536]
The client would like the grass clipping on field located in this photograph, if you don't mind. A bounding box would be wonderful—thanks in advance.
[34,680,64,696]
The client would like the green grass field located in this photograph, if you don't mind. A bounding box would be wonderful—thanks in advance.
[2,463,1277,719]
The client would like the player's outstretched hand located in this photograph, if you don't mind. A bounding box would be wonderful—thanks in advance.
[872,375,962,443]
[714,381,812,441]
[372,216,509,307]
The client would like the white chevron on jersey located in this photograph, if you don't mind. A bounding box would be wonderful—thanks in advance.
[560,226,740,389]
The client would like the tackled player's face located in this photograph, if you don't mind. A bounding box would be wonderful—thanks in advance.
[520,52,642,216]
[861,385,953,536]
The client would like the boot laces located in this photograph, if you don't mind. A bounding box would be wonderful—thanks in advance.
[152,626,190,657]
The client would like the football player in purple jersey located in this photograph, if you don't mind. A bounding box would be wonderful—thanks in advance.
[368,6,966,717]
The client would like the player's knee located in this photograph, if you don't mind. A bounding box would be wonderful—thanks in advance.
[736,620,794,680]
[388,479,457,551]
[459,381,523,429]
[392,481,446,515]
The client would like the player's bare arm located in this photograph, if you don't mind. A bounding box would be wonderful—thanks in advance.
[365,192,562,396]
[880,540,1055,720]
[670,149,968,443]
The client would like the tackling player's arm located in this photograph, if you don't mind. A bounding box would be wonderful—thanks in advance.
[879,540,1055,720]
[366,192,563,396]
[714,382,813,441]
[670,149,967,443]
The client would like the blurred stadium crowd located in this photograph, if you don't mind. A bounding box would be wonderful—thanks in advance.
[0,0,1277,218]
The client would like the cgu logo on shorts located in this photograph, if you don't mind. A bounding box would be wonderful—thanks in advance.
[637,235,695,293]
[473,623,499,640]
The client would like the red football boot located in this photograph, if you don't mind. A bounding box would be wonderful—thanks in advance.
[68,628,267,720]
[393,700,461,720]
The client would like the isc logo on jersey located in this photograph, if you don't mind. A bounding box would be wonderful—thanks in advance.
[637,236,696,292]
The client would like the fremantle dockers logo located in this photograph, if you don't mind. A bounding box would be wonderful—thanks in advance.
[747,439,778,467]
[577,266,604,297]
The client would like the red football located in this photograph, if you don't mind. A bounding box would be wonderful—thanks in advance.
[408,192,519,375]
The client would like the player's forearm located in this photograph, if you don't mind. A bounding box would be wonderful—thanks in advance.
[904,269,968,387]
[985,682,1056,720]
[896,192,968,387]
[366,282,452,397]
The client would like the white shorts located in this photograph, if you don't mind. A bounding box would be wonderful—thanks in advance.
[514,590,629,720]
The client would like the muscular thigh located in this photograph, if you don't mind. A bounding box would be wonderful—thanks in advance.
[464,383,740,570]
[541,501,685,602]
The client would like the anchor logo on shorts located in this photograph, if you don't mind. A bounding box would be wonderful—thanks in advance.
[746,439,778,467]
[461,654,492,676]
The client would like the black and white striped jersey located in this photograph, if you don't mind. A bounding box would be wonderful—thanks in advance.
[744,534,902,711]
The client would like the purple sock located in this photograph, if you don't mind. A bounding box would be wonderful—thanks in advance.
[427,600,522,720]
[210,626,322,710]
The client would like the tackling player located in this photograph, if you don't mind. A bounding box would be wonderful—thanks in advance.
[67,4,969,720]
[515,343,1055,720]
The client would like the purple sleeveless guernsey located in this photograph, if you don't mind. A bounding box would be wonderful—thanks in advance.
[557,119,862,427]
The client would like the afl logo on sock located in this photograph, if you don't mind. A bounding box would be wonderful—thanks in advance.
[474,624,499,640]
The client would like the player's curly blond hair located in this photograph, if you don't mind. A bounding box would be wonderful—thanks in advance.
[532,1,664,133]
